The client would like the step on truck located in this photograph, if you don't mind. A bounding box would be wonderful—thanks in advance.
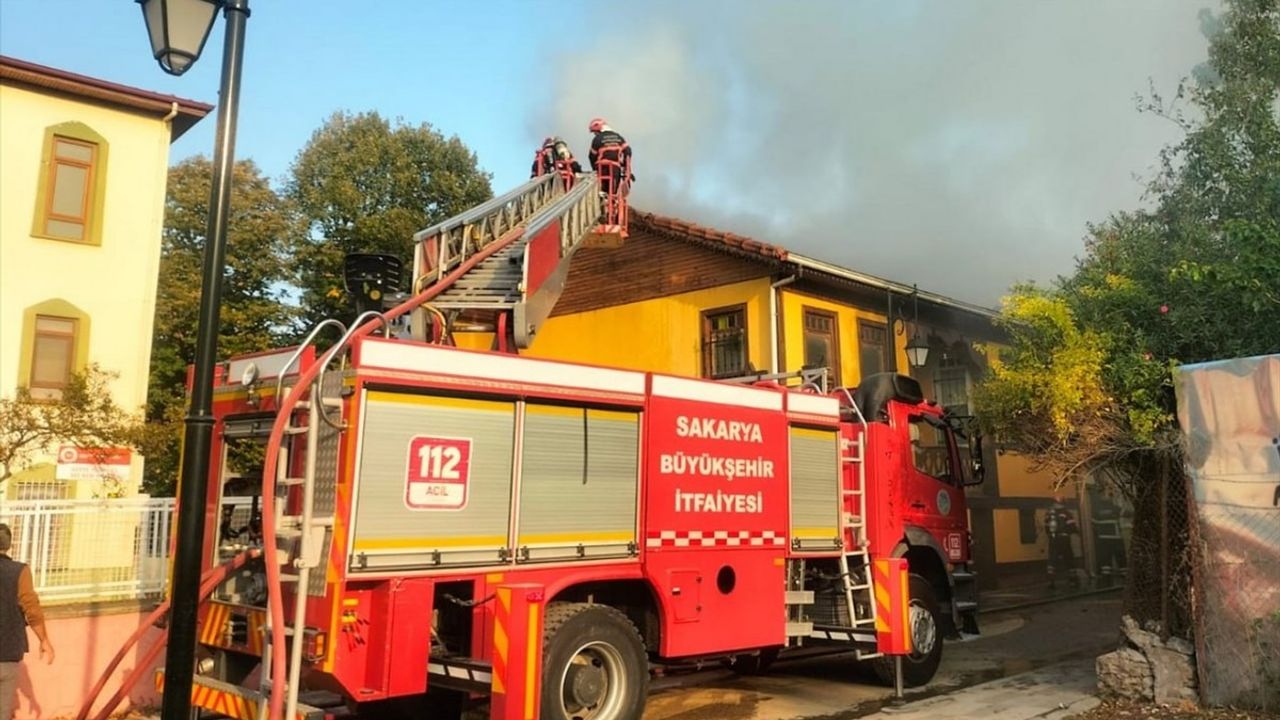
[140,171,986,720]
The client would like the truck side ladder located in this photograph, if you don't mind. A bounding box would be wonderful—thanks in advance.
[808,391,881,658]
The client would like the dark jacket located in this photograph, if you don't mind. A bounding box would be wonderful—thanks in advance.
[0,555,30,662]
[588,130,632,172]
[530,147,555,178]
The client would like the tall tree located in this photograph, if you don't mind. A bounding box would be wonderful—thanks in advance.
[0,366,154,496]
[975,0,1280,484]
[144,157,299,495]
[288,111,493,327]
[974,0,1278,638]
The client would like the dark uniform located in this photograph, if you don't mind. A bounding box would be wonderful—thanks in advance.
[1045,502,1080,588]
[588,129,633,196]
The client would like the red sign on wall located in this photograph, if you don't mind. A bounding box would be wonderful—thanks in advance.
[404,435,472,510]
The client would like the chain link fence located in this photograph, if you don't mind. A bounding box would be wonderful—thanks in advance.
[1119,460,1194,641]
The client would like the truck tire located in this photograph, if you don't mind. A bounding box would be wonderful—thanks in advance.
[541,602,649,720]
[724,647,780,675]
[873,574,944,688]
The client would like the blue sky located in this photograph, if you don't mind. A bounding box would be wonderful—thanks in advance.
[0,1,588,191]
[0,1,1215,304]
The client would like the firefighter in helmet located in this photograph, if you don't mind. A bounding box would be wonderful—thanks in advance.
[587,118,634,196]
[551,137,583,188]
[530,136,556,178]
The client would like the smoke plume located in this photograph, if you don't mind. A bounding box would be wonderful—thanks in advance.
[533,1,1213,305]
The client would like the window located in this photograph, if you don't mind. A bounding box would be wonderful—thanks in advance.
[857,320,888,380]
[803,308,840,387]
[702,305,749,379]
[42,137,97,241]
[908,415,952,482]
[29,315,78,400]
[32,122,108,245]
[1018,508,1038,544]
[935,361,971,416]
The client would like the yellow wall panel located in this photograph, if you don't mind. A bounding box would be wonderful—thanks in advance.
[993,508,1047,563]
[519,278,772,376]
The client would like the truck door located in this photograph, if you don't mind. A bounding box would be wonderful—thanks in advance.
[903,414,969,563]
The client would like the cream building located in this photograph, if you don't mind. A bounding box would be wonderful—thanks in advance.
[0,55,210,499]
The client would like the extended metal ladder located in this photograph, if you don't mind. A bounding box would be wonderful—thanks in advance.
[410,172,604,349]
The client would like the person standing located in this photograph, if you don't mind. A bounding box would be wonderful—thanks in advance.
[1,523,54,720]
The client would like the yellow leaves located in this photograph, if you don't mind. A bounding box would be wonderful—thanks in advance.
[977,289,1111,446]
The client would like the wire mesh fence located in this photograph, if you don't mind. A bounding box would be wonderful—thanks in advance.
[1120,460,1195,641]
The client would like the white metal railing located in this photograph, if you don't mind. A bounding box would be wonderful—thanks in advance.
[0,498,176,604]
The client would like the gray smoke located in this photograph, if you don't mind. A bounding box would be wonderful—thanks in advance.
[534,1,1214,306]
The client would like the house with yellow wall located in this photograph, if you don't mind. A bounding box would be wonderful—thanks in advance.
[0,55,210,500]
[452,210,1081,588]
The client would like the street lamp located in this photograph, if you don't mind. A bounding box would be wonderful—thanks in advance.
[137,1,250,719]
[138,0,221,76]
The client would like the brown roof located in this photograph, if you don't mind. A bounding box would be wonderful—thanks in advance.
[632,210,790,261]
[630,208,998,319]
[0,55,213,140]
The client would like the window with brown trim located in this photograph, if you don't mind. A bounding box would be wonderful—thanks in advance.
[702,305,749,379]
[42,136,97,242]
[802,308,840,387]
[857,320,888,381]
[30,315,78,400]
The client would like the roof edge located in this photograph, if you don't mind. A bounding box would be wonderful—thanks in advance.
[0,55,213,141]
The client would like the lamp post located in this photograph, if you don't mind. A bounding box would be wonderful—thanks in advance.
[138,1,250,718]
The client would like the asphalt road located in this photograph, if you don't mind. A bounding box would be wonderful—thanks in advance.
[641,592,1123,720]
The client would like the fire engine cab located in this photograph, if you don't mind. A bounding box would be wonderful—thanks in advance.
[103,170,985,720]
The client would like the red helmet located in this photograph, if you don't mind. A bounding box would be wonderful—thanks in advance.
[588,117,607,132]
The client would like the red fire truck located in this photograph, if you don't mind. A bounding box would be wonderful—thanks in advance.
[85,172,984,720]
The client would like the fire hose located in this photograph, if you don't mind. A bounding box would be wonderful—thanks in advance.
[75,548,261,720]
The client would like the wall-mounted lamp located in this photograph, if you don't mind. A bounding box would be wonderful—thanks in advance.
[890,284,930,370]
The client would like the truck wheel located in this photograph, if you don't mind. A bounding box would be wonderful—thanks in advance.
[541,603,649,720]
[724,647,780,675]
[873,574,944,688]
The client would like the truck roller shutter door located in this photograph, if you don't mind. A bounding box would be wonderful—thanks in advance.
[349,391,516,570]
[516,404,640,562]
[789,426,843,552]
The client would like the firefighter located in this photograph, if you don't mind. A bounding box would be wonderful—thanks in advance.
[530,136,556,178]
[1091,487,1127,586]
[1045,496,1080,589]
[551,137,583,189]
[588,117,634,195]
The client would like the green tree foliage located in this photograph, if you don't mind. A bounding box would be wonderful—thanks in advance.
[0,366,157,493]
[974,0,1280,486]
[288,111,493,327]
[144,157,299,495]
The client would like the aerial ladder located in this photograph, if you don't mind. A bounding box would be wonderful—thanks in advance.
[76,169,630,720]
[410,168,626,351]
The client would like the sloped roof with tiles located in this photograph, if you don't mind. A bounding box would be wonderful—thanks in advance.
[631,209,997,319]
